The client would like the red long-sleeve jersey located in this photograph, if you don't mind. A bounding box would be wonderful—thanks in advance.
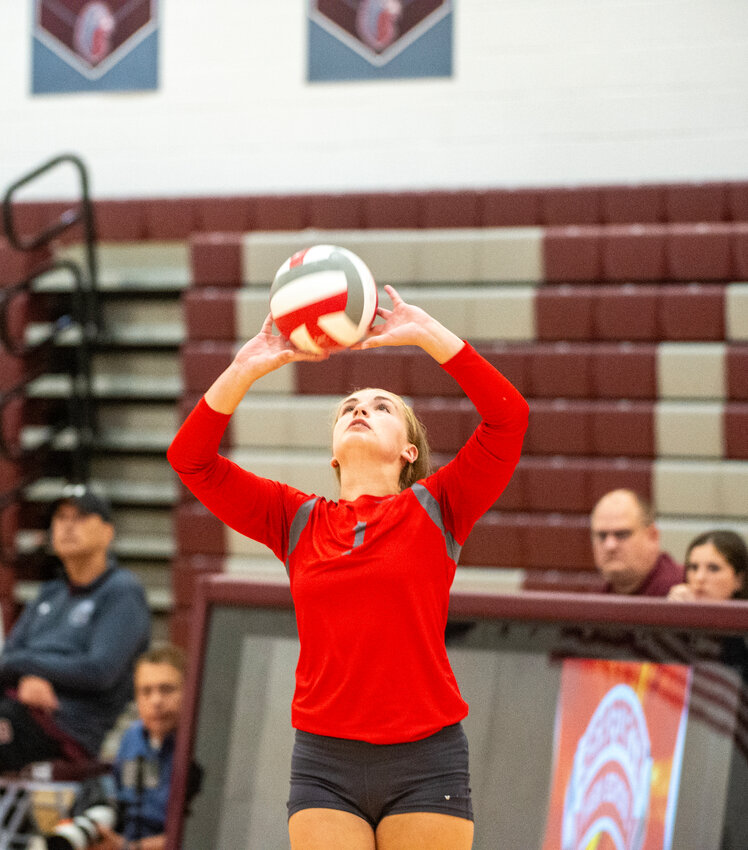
[168,343,528,743]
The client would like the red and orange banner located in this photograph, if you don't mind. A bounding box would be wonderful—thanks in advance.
[543,659,691,850]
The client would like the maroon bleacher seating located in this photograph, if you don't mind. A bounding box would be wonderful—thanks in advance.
[480,188,542,227]
[541,187,603,226]
[197,197,254,233]
[65,179,744,638]
[601,225,668,281]
[727,347,748,401]
[666,223,732,280]
[725,404,748,459]
[183,288,236,340]
[536,284,726,341]
[601,184,666,224]
[665,182,729,223]
[189,234,243,287]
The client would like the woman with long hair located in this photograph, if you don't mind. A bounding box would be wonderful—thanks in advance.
[168,285,528,849]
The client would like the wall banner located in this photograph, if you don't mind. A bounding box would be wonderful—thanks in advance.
[543,659,692,850]
[32,0,159,94]
[308,0,453,82]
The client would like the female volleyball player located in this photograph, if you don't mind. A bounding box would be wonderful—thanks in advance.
[168,285,529,849]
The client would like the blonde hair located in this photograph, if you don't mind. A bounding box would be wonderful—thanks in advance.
[333,389,431,491]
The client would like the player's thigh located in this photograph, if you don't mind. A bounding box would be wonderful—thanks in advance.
[289,807,376,850]
[376,811,474,850]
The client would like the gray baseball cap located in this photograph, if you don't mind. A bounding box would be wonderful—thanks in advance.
[51,483,113,523]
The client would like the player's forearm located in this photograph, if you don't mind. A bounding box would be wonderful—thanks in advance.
[204,360,262,415]
[417,317,465,364]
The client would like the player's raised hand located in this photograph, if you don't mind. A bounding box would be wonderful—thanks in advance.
[234,314,328,377]
[206,314,327,414]
[358,286,463,364]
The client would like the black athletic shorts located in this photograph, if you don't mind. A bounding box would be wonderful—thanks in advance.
[287,722,473,827]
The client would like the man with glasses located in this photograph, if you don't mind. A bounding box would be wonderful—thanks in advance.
[590,489,683,596]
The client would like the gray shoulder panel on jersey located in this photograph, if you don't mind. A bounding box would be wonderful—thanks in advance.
[285,497,320,575]
[411,482,462,563]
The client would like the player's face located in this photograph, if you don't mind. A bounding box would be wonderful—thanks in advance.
[332,388,414,468]
[135,662,184,741]
[684,541,743,600]
[50,502,113,562]
[590,494,659,593]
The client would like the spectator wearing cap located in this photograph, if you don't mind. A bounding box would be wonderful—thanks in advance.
[0,484,151,772]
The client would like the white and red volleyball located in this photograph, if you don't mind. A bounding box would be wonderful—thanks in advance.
[269,245,378,353]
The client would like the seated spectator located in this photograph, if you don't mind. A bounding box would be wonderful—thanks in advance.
[0,484,151,772]
[668,530,748,602]
[590,489,683,596]
[90,644,188,850]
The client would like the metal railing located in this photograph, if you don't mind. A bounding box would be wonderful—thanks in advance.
[0,154,100,539]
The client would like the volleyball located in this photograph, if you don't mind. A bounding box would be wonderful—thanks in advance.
[269,245,378,353]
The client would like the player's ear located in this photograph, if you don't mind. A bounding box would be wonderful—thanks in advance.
[330,457,339,469]
[401,444,418,465]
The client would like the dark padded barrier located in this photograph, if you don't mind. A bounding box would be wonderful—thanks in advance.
[165,579,748,850]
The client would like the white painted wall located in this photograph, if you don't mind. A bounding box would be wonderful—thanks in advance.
[2,0,747,199]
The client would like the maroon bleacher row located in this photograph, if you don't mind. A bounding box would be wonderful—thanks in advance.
[184,283,744,342]
[183,340,748,400]
[172,344,746,540]
[179,341,748,457]
[7,180,748,243]
[190,224,748,285]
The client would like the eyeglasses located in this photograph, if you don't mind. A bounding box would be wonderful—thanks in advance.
[135,683,181,698]
[592,529,635,544]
